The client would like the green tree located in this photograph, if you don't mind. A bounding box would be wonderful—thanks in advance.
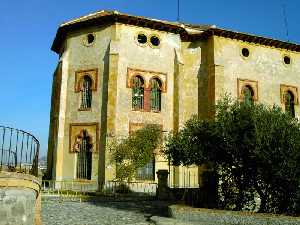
[109,124,162,182]
[165,97,300,214]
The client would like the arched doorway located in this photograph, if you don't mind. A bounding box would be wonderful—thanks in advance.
[75,130,93,180]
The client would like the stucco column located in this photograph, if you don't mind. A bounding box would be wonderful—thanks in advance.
[55,53,70,182]
[98,38,119,190]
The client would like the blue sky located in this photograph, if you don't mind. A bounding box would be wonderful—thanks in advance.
[0,0,299,157]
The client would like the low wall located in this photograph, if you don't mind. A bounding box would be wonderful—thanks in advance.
[169,205,300,225]
[0,172,41,225]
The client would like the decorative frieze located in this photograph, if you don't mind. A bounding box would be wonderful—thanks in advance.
[127,68,167,92]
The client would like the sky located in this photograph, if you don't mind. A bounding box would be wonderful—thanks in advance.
[0,0,299,157]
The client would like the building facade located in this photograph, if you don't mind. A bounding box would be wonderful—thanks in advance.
[47,10,300,187]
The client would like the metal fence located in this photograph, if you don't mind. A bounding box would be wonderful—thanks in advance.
[41,180,157,197]
[103,180,157,196]
[0,126,40,176]
[168,166,199,188]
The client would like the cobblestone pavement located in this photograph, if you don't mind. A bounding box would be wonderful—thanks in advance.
[41,196,170,225]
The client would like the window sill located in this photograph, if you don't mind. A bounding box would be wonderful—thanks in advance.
[151,110,161,113]
[78,108,92,111]
[131,109,161,113]
[132,108,147,112]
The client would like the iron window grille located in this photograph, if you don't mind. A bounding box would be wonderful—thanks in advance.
[150,78,162,111]
[80,75,93,109]
[242,85,254,105]
[285,91,295,117]
[135,157,155,181]
[76,130,92,180]
[132,76,144,110]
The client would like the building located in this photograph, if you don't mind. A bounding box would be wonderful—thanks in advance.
[46,10,300,187]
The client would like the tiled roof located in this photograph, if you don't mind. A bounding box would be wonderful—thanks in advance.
[51,10,300,53]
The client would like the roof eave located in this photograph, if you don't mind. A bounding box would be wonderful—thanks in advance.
[51,12,188,53]
[51,12,300,54]
[191,28,300,52]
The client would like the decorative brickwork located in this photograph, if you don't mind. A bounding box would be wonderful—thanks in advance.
[75,69,98,92]
[127,68,167,92]
[280,84,299,105]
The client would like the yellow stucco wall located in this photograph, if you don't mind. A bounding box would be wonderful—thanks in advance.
[49,22,201,185]
[212,36,300,114]
[49,21,300,187]
[53,26,113,181]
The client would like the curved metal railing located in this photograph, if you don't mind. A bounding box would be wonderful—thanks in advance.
[0,126,39,176]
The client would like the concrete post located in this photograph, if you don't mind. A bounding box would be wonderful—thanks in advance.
[156,170,170,200]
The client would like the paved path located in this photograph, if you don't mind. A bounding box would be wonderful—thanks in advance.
[41,197,170,225]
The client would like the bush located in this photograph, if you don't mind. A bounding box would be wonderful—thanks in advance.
[109,124,162,181]
[165,97,300,215]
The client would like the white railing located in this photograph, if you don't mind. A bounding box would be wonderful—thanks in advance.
[41,180,157,196]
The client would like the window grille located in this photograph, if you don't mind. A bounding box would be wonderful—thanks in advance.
[132,76,144,110]
[151,78,162,111]
[135,157,155,180]
[80,75,92,109]
[243,85,254,105]
[285,91,295,117]
[76,130,92,180]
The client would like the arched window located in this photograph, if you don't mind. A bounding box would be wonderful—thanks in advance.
[242,85,254,105]
[80,75,92,109]
[150,78,162,111]
[76,130,93,180]
[132,76,144,110]
[285,91,295,117]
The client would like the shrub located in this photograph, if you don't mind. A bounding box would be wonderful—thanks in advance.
[109,124,162,181]
[165,97,300,214]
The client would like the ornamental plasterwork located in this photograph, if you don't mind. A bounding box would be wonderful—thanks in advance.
[127,68,167,92]
[280,84,299,105]
[75,68,98,92]
[69,123,99,153]
[237,78,258,101]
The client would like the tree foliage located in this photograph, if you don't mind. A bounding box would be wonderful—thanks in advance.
[109,124,162,181]
[165,97,300,214]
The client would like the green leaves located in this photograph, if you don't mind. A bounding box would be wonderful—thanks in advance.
[109,124,162,181]
[165,97,300,214]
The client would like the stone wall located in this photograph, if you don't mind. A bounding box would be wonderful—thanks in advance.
[0,188,36,225]
[0,172,41,225]
[169,205,300,225]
